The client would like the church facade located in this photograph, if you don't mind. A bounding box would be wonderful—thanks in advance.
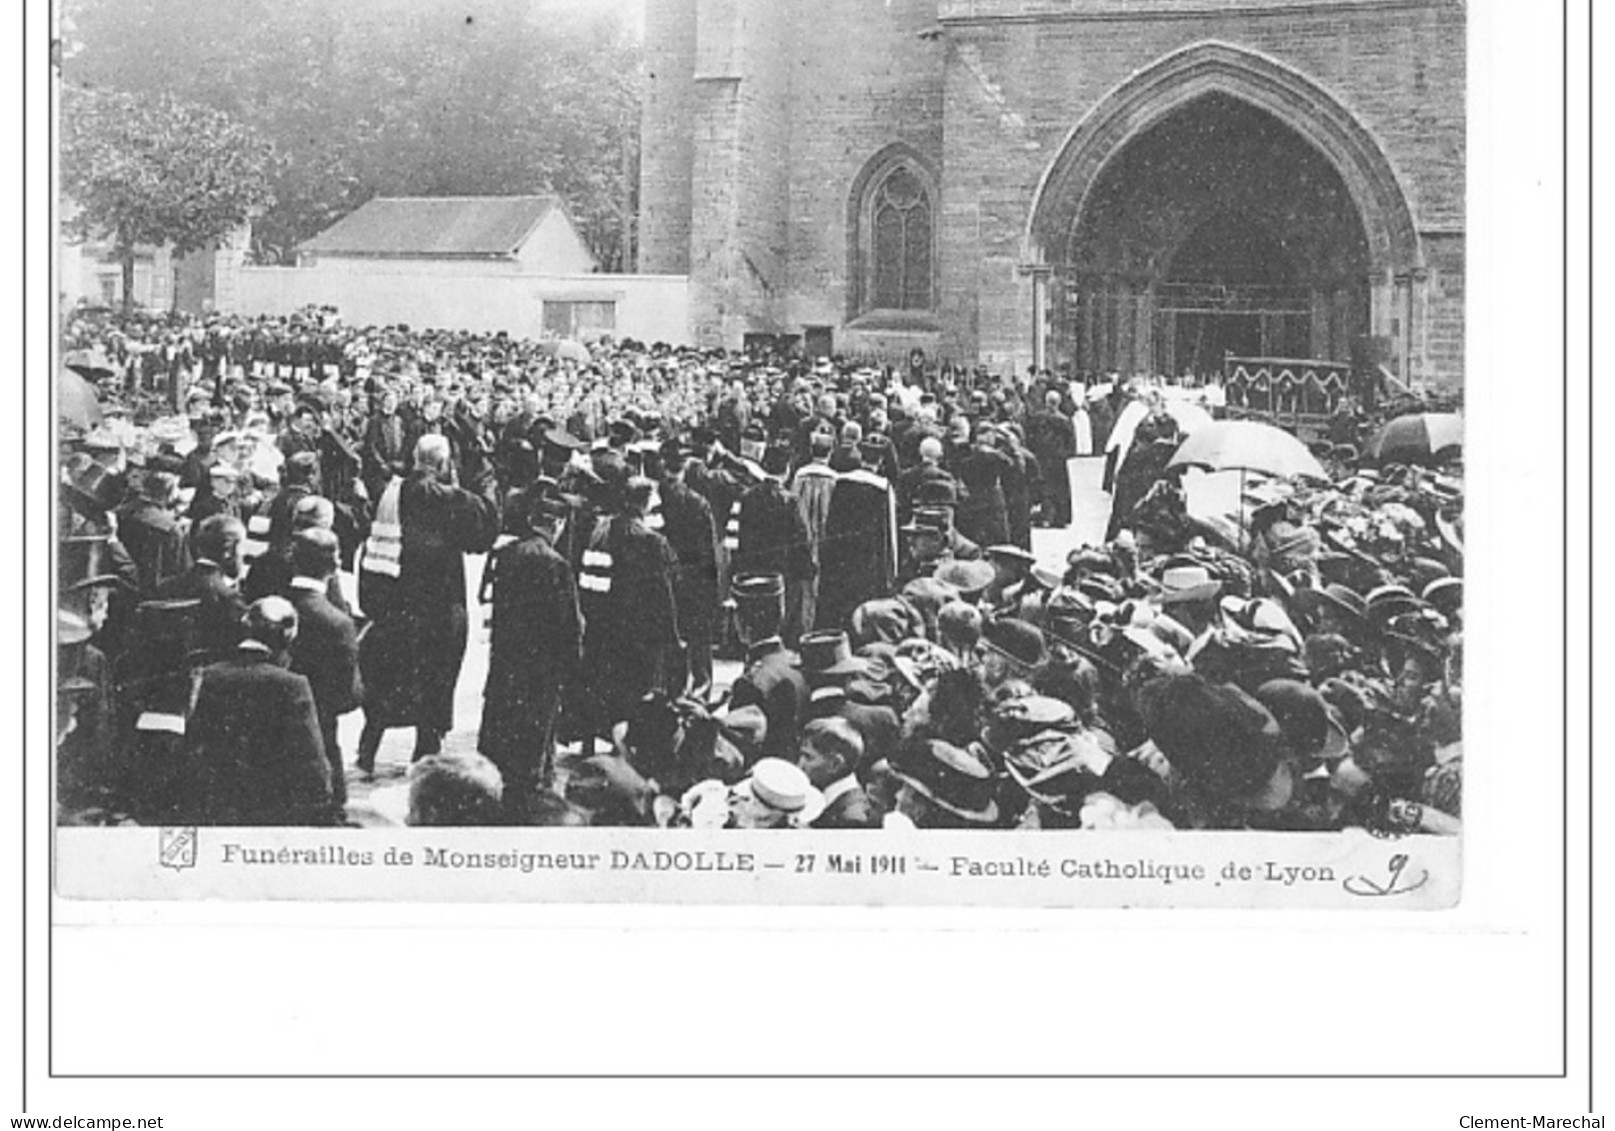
[639,0,1464,389]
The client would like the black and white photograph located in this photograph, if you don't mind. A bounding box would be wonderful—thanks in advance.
[18,0,1601,1112]
[52,0,1469,874]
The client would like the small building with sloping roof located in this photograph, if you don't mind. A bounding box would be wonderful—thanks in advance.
[295,194,597,274]
[226,195,689,344]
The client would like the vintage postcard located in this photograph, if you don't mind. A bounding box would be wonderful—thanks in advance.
[52,0,1467,909]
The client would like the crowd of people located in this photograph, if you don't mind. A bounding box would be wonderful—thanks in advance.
[57,306,1463,834]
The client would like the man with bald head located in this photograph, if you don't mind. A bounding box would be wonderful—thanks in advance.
[357,433,498,765]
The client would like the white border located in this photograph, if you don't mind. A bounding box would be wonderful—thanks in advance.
[11,0,1602,1123]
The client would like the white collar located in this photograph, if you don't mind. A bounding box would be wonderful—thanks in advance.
[289,576,325,592]
[821,775,860,806]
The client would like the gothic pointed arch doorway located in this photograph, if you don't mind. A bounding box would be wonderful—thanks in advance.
[1025,42,1423,380]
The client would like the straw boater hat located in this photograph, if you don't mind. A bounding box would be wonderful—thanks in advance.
[731,758,824,823]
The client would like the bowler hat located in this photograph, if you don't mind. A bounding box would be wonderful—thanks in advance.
[1293,583,1368,628]
[1255,679,1351,762]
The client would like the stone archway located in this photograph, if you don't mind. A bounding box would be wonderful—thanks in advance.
[1025,41,1424,379]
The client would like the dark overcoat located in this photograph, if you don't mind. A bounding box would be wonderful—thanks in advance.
[479,534,582,772]
[189,646,332,825]
[580,514,683,727]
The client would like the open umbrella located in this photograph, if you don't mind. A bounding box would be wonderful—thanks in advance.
[1168,420,1327,481]
[63,348,115,379]
[1169,421,1325,551]
[552,339,592,364]
[59,365,103,431]
[1365,412,1463,466]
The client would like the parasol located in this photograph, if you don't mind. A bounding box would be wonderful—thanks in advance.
[63,348,116,379]
[1168,420,1327,481]
[59,365,104,430]
[552,339,592,364]
[1169,421,1324,551]
[1365,413,1463,466]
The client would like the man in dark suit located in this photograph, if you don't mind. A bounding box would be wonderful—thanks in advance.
[287,529,362,810]
[658,440,721,700]
[726,573,809,764]
[732,468,815,647]
[1025,389,1077,528]
[578,476,683,750]
[479,492,582,820]
[154,514,247,664]
[115,468,191,597]
[799,716,878,829]
[816,444,897,633]
[188,597,334,825]
[362,387,411,502]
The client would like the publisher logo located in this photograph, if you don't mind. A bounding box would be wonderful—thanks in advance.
[158,827,198,871]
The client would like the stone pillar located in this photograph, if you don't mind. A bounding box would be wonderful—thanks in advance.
[1027,266,1050,373]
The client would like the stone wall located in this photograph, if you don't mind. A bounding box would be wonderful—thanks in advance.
[639,0,1465,388]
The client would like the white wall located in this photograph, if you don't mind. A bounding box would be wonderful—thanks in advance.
[228,261,690,345]
[516,210,598,274]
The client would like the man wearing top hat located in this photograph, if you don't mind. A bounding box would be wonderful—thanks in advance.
[797,630,902,771]
[727,573,809,764]
[479,490,582,818]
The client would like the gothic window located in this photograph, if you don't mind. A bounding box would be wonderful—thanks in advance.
[850,149,938,320]
[870,167,932,310]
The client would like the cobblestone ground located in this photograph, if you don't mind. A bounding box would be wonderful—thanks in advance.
[341,456,1113,824]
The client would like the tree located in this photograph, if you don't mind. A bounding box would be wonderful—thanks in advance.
[62,0,642,270]
[59,85,276,311]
